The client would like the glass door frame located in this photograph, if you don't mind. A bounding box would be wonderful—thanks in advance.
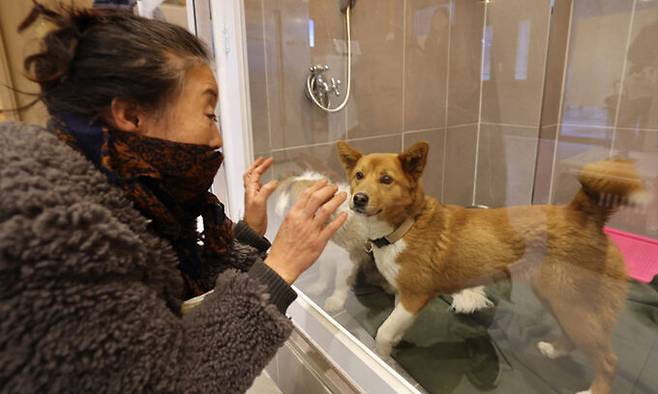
[192,0,422,392]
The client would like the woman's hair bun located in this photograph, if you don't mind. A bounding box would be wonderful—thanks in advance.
[12,1,210,118]
[19,1,95,90]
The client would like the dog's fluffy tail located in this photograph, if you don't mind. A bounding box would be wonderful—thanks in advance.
[274,171,331,217]
[571,158,650,221]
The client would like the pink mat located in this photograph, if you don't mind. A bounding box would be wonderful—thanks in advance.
[605,227,658,283]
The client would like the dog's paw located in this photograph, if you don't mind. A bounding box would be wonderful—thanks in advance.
[575,389,592,394]
[450,286,494,314]
[537,341,569,359]
[375,338,393,357]
[324,293,347,313]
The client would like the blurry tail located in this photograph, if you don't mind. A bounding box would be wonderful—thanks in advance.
[571,158,650,222]
[274,171,331,216]
[274,176,296,217]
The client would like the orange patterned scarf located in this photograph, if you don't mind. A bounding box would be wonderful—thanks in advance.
[51,114,233,296]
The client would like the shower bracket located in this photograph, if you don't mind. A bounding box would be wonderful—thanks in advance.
[307,64,342,108]
[339,0,356,13]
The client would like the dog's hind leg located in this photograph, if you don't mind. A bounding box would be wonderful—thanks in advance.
[537,337,574,359]
[536,285,619,394]
[532,285,576,359]
[375,294,429,357]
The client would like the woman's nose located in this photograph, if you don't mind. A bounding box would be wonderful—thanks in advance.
[212,125,223,148]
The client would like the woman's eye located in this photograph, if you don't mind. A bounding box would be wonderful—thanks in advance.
[355,171,364,180]
[206,113,218,123]
[380,175,393,184]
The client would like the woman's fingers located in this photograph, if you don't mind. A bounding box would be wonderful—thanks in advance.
[243,157,272,186]
[257,180,278,203]
[244,157,265,181]
[320,212,348,241]
[302,185,338,217]
[244,157,275,198]
[313,191,347,226]
[253,157,273,175]
[293,179,327,210]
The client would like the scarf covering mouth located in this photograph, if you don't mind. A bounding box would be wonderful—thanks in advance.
[50,112,234,296]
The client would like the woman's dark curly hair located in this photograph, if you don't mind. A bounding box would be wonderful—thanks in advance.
[13,1,210,118]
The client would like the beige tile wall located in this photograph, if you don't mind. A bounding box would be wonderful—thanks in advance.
[480,0,551,127]
[447,0,484,128]
[247,0,551,207]
[547,0,658,237]
[443,124,478,204]
[245,0,657,238]
[475,123,539,207]
[532,0,572,204]
[248,0,469,199]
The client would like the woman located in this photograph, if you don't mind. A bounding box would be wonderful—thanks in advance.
[0,3,347,393]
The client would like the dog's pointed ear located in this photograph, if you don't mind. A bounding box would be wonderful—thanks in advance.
[337,140,362,173]
[399,142,429,180]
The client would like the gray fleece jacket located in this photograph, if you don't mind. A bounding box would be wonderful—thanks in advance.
[0,122,294,393]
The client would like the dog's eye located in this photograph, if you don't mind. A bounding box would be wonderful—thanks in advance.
[355,171,365,180]
[380,175,393,184]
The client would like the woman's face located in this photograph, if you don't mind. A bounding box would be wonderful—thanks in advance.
[140,64,222,148]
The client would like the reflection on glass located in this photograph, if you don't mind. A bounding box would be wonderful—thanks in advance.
[244,0,658,393]
[515,19,530,81]
[482,25,493,81]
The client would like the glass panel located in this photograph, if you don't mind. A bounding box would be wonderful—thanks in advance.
[157,0,189,29]
[244,0,658,392]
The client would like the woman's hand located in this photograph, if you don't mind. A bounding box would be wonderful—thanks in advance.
[265,180,348,284]
[243,157,278,236]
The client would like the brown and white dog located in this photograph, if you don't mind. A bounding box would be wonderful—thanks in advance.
[274,172,493,314]
[336,140,648,394]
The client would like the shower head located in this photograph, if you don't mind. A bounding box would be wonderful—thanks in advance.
[339,0,356,13]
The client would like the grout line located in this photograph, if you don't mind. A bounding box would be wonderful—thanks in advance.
[403,128,447,135]
[530,0,556,203]
[442,0,454,202]
[540,123,559,129]
[347,132,403,143]
[270,141,334,153]
[610,0,638,156]
[344,2,350,140]
[345,100,349,140]
[547,0,575,204]
[260,0,273,152]
[401,0,407,143]
[441,126,449,202]
[471,1,489,206]
[269,132,403,153]
[561,123,658,133]
[479,121,540,128]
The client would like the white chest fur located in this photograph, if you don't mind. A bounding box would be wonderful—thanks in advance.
[372,239,406,290]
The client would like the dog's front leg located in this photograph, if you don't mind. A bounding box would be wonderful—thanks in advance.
[375,295,427,356]
[324,252,362,312]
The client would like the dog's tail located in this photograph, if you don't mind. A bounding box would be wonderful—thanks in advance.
[571,158,650,221]
[274,171,331,217]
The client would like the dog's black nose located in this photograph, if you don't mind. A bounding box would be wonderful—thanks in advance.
[353,193,369,207]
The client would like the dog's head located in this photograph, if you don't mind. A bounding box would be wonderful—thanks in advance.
[336,140,428,223]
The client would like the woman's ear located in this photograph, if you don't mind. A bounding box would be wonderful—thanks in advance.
[336,140,362,173]
[110,98,143,132]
